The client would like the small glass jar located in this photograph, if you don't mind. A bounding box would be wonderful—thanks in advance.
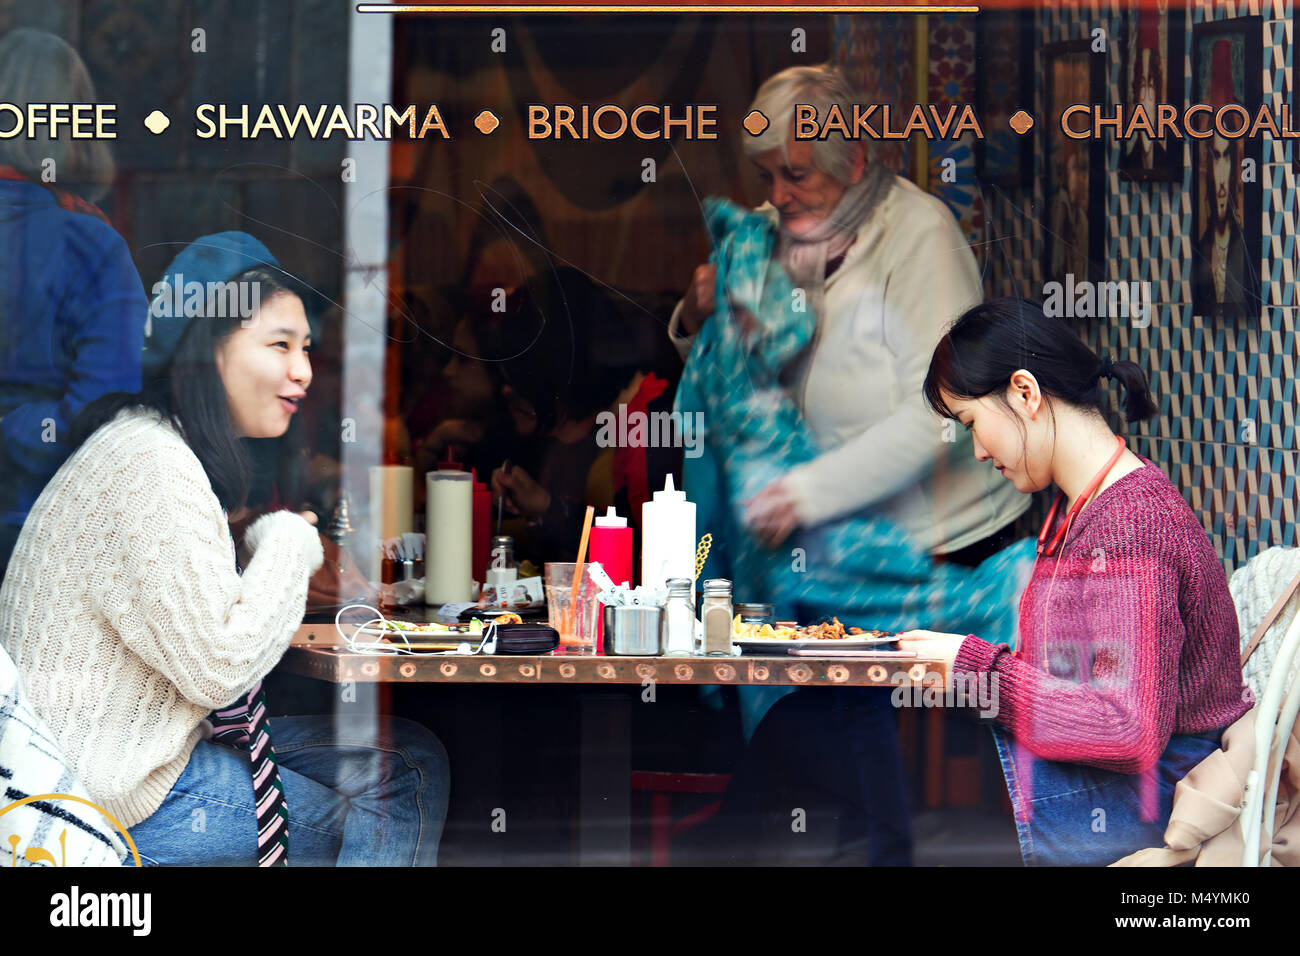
[485,535,518,606]
[490,535,516,568]
[735,602,775,627]
[663,577,696,656]
[701,578,733,656]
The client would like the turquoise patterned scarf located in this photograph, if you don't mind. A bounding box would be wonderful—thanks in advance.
[675,197,1033,640]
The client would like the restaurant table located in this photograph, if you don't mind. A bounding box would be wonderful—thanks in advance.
[278,614,949,865]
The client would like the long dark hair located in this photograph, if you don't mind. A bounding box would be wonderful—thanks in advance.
[923,297,1158,426]
[71,267,302,511]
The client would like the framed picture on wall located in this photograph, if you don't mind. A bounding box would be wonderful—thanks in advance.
[1190,17,1263,321]
[1042,39,1106,288]
[975,9,1033,190]
[1120,0,1185,183]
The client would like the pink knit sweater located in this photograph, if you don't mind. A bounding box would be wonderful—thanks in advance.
[953,457,1252,773]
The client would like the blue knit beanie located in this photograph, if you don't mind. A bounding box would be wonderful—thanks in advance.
[142,232,281,377]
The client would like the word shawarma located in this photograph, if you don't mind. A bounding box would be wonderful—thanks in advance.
[195,104,450,140]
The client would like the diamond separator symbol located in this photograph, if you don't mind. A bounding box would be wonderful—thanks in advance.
[743,110,770,136]
[144,110,171,135]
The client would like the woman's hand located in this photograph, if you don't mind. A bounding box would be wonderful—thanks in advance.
[679,263,717,336]
[491,464,551,519]
[895,630,970,690]
[743,478,801,548]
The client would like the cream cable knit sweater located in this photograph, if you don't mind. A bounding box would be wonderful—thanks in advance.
[0,408,324,827]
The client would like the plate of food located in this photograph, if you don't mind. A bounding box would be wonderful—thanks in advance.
[356,619,484,640]
[457,603,546,622]
[731,616,896,654]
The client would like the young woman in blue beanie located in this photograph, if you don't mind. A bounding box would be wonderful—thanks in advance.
[0,232,450,866]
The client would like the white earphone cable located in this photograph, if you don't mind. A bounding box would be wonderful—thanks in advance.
[332,603,497,656]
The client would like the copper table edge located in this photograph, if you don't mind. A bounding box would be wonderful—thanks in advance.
[278,644,949,687]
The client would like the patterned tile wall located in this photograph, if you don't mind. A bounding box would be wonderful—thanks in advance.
[981,0,1296,572]
[833,15,915,175]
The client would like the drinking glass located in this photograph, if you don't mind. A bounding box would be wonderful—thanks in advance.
[544,562,600,654]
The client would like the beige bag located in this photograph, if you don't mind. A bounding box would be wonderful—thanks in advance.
[1111,569,1300,867]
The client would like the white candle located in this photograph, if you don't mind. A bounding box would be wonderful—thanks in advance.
[369,465,413,582]
[425,470,473,604]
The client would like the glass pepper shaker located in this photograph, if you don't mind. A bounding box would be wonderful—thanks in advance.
[701,578,733,656]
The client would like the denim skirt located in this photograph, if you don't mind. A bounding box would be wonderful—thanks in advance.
[990,724,1225,866]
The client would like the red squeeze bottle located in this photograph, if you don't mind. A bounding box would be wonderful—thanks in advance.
[588,506,633,654]
[471,468,491,588]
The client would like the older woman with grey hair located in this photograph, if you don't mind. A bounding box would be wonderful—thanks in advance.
[670,64,1027,866]
[672,63,1025,557]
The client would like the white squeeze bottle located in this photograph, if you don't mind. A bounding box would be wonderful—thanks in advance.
[640,475,697,595]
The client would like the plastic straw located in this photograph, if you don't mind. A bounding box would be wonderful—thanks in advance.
[566,505,595,634]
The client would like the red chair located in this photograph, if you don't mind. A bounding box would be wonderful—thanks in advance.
[630,771,732,867]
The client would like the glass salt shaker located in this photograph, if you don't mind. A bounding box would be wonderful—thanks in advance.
[485,535,518,607]
[663,577,696,656]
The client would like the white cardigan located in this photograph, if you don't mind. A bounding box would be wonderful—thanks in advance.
[0,408,323,827]
[670,176,1027,555]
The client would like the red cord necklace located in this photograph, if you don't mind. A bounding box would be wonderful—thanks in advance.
[1035,434,1128,558]
[1015,435,1129,666]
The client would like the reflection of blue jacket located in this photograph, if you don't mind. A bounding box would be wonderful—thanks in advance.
[0,180,146,528]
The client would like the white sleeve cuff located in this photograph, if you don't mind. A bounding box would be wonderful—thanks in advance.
[667,298,696,362]
[782,464,828,529]
[243,510,325,573]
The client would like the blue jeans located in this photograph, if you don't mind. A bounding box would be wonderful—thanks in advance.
[991,724,1224,867]
[128,715,449,866]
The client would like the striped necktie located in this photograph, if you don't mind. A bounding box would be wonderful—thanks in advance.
[207,679,290,866]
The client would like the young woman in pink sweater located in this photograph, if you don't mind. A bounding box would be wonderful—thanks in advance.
[902,298,1251,865]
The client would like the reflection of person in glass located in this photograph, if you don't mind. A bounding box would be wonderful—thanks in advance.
[1127,8,1170,172]
[489,273,627,564]
[0,30,147,581]
[1194,40,1248,314]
